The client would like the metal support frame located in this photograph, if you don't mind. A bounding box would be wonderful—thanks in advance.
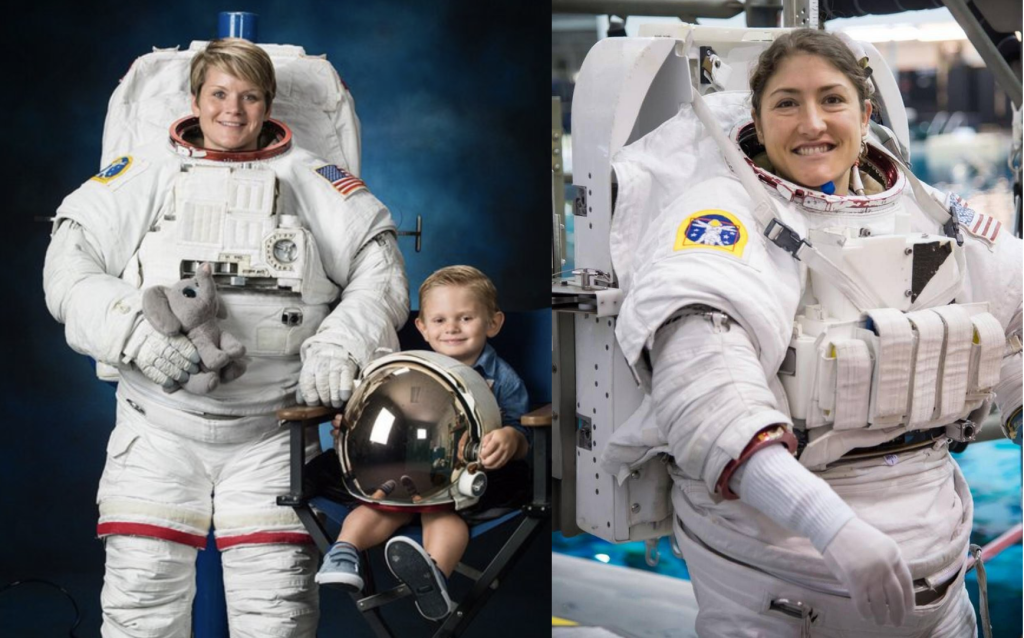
[553,97,567,275]
[782,0,818,28]
[396,215,424,252]
[943,0,1022,108]
[551,0,743,20]
[552,311,582,536]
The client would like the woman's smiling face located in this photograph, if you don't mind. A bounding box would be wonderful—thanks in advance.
[191,67,270,152]
[753,53,871,195]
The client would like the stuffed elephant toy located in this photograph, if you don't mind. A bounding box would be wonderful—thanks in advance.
[142,262,246,394]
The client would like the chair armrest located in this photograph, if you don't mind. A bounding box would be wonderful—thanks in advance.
[276,405,340,507]
[521,404,551,427]
[276,405,337,424]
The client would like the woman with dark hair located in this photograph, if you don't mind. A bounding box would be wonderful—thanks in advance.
[613,28,1021,636]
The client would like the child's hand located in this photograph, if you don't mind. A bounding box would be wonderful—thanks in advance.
[330,414,345,440]
[479,427,519,470]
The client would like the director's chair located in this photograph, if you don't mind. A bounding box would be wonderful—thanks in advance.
[275,400,550,638]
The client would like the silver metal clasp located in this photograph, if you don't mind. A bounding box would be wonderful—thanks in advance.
[769,598,816,636]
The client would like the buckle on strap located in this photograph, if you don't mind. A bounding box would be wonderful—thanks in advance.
[942,215,965,247]
[764,218,810,260]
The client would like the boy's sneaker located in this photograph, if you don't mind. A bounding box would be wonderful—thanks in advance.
[385,536,455,620]
[315,541,364,591]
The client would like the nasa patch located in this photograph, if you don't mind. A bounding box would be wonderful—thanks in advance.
[673,209,748,257]
[91,156,133,185]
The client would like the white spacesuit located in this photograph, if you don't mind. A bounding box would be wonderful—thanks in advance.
[607,91,1022,636]
[43,117,408,637]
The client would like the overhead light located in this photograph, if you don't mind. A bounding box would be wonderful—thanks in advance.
[839,22,967,43]
[369,409,396,445]
[917,23,968,42]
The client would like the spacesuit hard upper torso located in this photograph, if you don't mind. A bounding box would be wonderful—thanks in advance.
[45,118,407,417]
[611,122,1022,591]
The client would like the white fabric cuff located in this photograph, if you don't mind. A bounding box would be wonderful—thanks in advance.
[729,444,855,553]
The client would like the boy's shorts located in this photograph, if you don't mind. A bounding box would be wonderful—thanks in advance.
[305,449,530,524]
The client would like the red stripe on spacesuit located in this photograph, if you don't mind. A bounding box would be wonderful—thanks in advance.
[97,522,208,548]
[981,216,993,236]
[215,532,313,550]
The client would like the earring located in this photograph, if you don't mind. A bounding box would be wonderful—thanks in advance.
[848,136,868,196]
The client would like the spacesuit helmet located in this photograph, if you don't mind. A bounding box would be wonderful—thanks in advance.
[337,350,501,512]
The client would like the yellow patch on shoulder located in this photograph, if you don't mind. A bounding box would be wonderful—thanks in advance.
[91,156,133,185]
[673,209,748,257]
[552,617,579,626]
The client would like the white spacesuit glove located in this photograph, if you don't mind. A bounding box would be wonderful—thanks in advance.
[122,318,200,388]
[822,517,915,627]
[298,344,358,408]
[729,444,913,626]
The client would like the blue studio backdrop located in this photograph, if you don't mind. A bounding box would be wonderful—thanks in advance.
[2,2,550,636]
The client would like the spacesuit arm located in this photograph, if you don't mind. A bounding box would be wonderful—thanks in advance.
[43,220,144,365]
[648,310,791,494]
[302,230,409,368]
[995,304,1023,443]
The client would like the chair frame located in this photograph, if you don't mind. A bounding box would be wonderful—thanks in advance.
[276,404,551,638]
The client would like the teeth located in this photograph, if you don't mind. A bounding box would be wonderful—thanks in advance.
[795,145,833,156]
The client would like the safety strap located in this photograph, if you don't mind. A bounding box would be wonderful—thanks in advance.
[932,305,973,422]
[866,309,913,421]
[906,310,945,426]
[970,544,994,638]
[829,339,872,430]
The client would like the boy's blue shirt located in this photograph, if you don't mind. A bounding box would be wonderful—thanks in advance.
[471,343,531,444]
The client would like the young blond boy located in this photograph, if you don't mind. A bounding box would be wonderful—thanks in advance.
[315,266,530,620]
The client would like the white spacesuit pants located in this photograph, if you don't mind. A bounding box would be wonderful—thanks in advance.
[100,536,319,638]
[97,392,319,638]
[676,525,976,637]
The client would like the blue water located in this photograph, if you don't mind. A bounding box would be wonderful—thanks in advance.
[553,439,1022,634]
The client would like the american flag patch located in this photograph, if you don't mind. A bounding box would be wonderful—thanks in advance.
[315,165,366,198]
[948,193,1001,243]
[964,211,1002,243]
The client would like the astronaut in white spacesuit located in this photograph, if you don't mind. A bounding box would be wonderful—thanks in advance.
[612,29,1022,636]
[43,38,408,637]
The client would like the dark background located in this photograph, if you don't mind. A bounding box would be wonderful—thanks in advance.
[2,2,551,636]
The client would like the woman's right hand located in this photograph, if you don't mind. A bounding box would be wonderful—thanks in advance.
[822,516,915,627]
[122,318,200,388]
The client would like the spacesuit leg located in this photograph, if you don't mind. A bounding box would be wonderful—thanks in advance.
[221,543,319,637]
[100,535,197,638]
[926,586,977,638]
[213,427,319,636]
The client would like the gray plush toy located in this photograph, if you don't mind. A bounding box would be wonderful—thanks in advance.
[142,262,246,394]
